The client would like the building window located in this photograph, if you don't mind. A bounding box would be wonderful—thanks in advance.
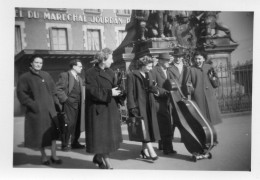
[87,29,101,51]
[118,30,127,45]
[84,9,101,14]
[116,9,131,16]
[15,25,22,54]
[50,28,68,50]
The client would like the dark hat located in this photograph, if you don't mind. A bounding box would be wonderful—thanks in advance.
[157,53,171,61]
[172,48,185,57]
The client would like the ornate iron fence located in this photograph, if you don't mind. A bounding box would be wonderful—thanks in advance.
[214,62,252,113]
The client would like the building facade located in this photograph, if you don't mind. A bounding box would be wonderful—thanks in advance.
[14,8,131,115]
[15,8,131,82]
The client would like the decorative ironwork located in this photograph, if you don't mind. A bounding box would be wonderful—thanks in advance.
[215,62,252,113]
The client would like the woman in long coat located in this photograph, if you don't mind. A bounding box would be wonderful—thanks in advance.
[85,48,123,169]
[184,51,222,125]
[17,57,62,165]
[127,55,160,160]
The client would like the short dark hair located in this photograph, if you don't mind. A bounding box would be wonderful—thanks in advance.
[69,59,82,69]
[193,51,207,60]
[30,56,43,64]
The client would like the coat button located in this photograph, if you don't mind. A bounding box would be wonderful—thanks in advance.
[206,87,208,89]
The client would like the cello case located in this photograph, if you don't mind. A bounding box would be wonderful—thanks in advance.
[169,79,218,162]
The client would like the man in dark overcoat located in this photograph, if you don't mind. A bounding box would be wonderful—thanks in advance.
[150,53,177,155]
[56,59,85,151]
[168,50,190,141]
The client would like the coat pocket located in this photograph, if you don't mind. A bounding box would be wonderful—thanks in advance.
[28,101,39,113]
[95,104,106,115]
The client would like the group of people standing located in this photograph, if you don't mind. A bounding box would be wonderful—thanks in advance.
[16,47,221,169]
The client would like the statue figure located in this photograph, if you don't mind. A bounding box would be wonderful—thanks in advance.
[176,11,236,49]
[163,10,175,37]
[146,10,166,38]
[125,10,150,41]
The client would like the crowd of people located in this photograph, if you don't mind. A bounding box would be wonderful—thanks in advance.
[16,47,221,169]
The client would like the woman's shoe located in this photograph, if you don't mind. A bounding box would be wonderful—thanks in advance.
[150,156,159,161]
[42,160,50,166]
[93,155,106,169]
[50,157,62,164]
[140,150,150,159]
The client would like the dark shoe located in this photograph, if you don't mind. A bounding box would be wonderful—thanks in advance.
[50,157,63,165]
[61,145,71,152]
[71,143,85,149]
[140,150,150,159]
[150,156,159,161]
[93,155,106,169]
[163,149,177,155]
[42,160,50,166]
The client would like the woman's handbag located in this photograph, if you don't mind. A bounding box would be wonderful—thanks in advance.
[126,116,147,142]
[57,112,69,134]
[208,68,220,88]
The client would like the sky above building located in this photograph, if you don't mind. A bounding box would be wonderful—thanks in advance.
[219,11,254,65]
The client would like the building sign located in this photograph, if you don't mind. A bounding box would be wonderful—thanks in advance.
[15,9,130,24]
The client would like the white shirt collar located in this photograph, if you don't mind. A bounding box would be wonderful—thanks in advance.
[70,70,77,79]
[174,62,183,74]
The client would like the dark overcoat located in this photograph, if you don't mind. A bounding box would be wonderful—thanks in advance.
[126,70,160,142]
[85,66,123,154]
[17,68,58,148]
[56,71,85,131]
[150,65,174,138]
[168,64,190,96]
[186,63,222,125]
[168,64,191,126]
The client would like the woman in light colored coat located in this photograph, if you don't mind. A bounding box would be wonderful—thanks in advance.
[184,51,222,125]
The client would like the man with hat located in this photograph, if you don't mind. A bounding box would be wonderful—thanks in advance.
[169,48,191,95]
[168,49,191,142]
[150,53,177,155]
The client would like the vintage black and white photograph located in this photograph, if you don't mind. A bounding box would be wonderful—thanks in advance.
[1,0,260,179]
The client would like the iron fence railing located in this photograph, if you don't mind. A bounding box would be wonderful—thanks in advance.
[215,62,252,113]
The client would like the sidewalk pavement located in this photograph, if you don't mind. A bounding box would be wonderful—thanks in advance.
[12,112,252,172]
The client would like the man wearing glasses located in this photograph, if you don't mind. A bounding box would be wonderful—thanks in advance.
[56,59,85,151]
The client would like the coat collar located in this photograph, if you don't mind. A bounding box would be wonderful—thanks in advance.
[170,65,180,77]
[94,65,114,85]
[132,70,149,89]
[68,71,75,93]
[29,67,45,79]
[67,71,83,93]
[155,64,168,80]
[193,62,206,71]
[132,70,143,79]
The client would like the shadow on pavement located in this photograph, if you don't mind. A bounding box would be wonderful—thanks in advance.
[13,152,98,169]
